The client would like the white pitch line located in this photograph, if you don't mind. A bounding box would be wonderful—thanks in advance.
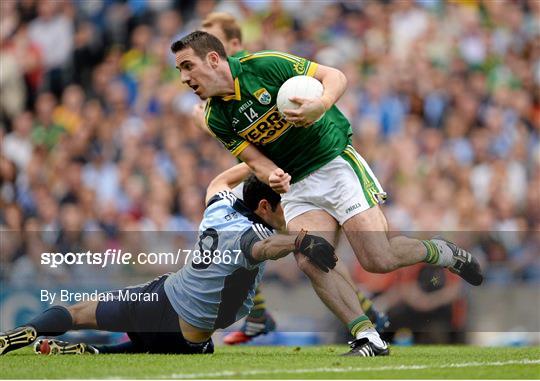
[162,358,540,379]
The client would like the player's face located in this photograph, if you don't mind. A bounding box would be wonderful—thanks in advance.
[267,203,286,232]
[175,47,220,100]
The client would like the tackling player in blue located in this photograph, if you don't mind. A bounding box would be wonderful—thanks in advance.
[0,164,337,355]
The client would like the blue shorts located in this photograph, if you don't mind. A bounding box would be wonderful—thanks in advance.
[95,274,213,354]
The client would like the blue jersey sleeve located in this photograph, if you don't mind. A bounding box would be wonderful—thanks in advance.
[239,224,273,269]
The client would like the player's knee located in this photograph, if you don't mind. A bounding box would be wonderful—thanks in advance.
[294,252,315,274]
[67,301,96,327]
[67,303,84,326]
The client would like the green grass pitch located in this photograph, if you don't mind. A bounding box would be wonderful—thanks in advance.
[2,345,539,379]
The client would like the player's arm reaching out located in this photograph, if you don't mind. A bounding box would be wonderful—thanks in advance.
[205,163,252,204]
[205,145,290,195]
[207,164,337,272]
[237,145,291,194]
[246,230,338,273]
[282,64,347,127]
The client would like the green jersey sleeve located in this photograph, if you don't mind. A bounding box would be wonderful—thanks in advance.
[205,99,249,156]
[239,51,319,86]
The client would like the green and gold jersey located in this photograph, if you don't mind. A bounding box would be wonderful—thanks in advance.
[232,49,250,59]
[205,51,352,183]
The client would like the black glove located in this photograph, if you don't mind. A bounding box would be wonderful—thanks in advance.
[295,230,338,272]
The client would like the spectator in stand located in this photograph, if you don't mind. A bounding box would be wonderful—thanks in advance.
[374,264,466,344]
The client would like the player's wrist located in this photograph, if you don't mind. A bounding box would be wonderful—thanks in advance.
[319,96,332,112]
[294,229,308,252]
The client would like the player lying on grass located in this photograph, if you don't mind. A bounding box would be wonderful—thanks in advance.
[193,13,389,345]
[0,163,337,356]
[170,31,483,356]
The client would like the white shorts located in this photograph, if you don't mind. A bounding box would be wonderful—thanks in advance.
[281,145,387,226]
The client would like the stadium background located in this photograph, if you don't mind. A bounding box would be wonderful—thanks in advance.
[1,0,539,348]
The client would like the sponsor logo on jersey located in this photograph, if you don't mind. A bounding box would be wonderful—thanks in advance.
[238,100,254,113]
[254,88,271,105]
[238,106,292,145]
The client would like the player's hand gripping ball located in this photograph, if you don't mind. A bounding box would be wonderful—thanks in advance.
[294,230,338,272]
[277,76,325,127]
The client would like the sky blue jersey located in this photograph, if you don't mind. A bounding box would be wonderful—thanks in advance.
[164,190,274,331]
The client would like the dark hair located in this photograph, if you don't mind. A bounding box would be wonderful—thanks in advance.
[243,175,281,212]
[170,31,227,59]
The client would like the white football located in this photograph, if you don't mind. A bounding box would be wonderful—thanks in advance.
[276,75,324,115]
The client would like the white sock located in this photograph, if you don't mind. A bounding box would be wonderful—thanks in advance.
[356,328,386,348]
[424,239,456,267]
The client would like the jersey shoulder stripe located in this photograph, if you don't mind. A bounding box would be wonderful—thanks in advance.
[251,223,272,240]
[239,51,302,64]
[217,190,237,205]
[255,223,272,239]
[239,50,317,78]
[206,190,237,207]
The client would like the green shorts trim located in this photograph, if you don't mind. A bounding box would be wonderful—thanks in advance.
[340,146,383,208]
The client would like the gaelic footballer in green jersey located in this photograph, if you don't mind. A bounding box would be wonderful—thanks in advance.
[172,31,483,357]
[204,52,352,183]
[192,12,250,137]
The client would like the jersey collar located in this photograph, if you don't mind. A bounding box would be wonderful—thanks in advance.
[222,57,243,101]
[233,199,274,231]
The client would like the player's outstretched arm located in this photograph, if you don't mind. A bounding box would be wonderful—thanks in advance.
[238,145,291,193]
[250,234,296,262]
[251,231,338,272]
[205,163,251,204]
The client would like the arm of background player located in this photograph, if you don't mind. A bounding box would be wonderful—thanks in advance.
[205,163,251,205]
[192,102,213,135]
[283,64,348,126]
[238,145,291,193]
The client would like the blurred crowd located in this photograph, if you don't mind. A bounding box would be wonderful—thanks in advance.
[1,0,539,286]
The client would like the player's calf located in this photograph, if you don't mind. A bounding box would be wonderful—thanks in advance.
[359,255,399,274]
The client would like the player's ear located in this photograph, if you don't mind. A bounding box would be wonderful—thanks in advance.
[257,199,270,213]
[207,51,220,68]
